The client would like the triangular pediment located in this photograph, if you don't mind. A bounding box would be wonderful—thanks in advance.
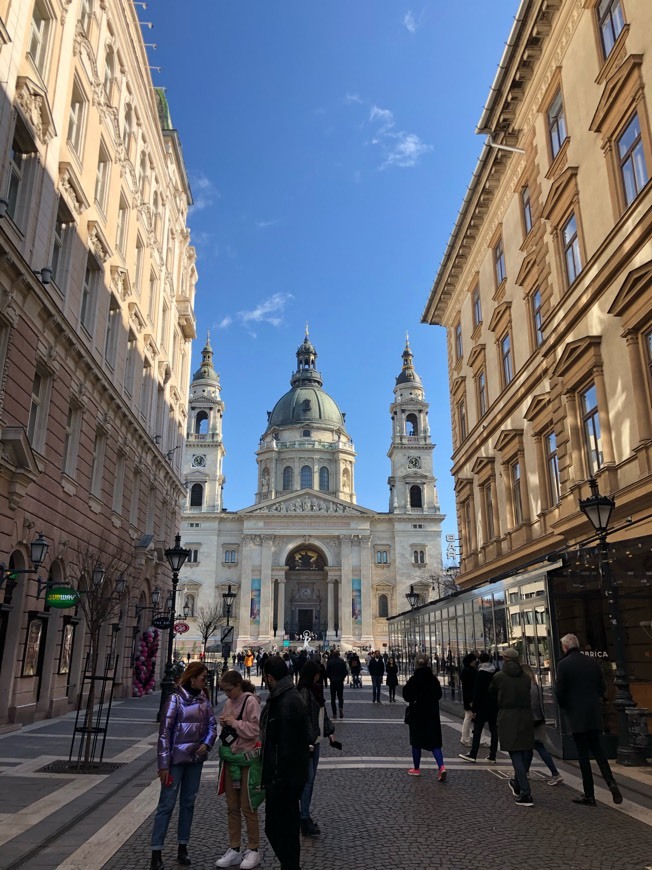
[471,455,494,475]
[552,336,601,379]
[524,391,552,423]
[488,301,511,334]
[239,489,376,517]
[542,167,579,222]
[494,428,523,453]
[467,344,486,369]
[515,248,538,287]
[590,55,643,134]
[608,260,652,326]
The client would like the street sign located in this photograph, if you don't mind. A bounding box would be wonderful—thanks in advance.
[44,587,79,609]
[221,625,234,644]
[174,621,190,634]
[152,615,172,630]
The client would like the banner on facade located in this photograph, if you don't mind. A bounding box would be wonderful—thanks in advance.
[250,578,261,625]
[352,578,362,627]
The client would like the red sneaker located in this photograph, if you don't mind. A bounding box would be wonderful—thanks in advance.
[407,768,421,776]
[437,767,447,783]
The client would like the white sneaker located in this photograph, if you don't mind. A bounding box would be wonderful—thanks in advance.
[240,850,261,869]
[216,848,242,867]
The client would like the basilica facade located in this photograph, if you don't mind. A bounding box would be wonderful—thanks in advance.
[178,333,444,653]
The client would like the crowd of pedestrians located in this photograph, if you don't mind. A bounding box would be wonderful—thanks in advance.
[150,630,624,868]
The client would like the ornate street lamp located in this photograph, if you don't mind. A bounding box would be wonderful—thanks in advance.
[405,585,420,609]
[221,584,237,672]
[157,534,191,721]
[578,477,645,765]
[0,532,50,598]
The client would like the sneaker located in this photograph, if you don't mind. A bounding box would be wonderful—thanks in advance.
[407,768,421,776]
[216,848,242,868]
[437,767,447,783]
[300,819,318,837]
[572,795,596,806]
[514,794,534,807]
[459,739,472,747]
[608,781,623,805]
[547,774,563,786]
[458,753,476,763]
[484,756,497,763]
[508,779,520,797]
[239,850,260,870]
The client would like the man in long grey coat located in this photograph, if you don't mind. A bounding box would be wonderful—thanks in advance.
[555,633,623,806]
[490,647,534,806]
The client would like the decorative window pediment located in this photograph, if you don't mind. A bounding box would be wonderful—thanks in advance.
[59,161,89,216]
[590,54,643,136]
[494,428,524,458]
[607,260,652,330]
[451,375,466,400]
[110,265,131,300]
[467,343,486,371]
[488,301,512,334]
[128,302,147,333]
[524,391,553,426]
[542,166,579,225]
[15,76,57,145]
[87,219,112,262]
[552,335,602,386]
[471,455,495,480]
[515,248,538,287]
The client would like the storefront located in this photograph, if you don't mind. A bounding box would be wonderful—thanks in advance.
[388,539,652,760]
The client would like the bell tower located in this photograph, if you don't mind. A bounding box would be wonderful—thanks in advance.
[387,336,440,514]
[184,333,226,512]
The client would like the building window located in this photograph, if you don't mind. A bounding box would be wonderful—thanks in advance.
[67,81,86,157]
[187,549,199,564]
[51,203,73,293]
[7,120,36,227]
[124,332,137,397]
[405,413,419,436]
[455,322,463,361]
[463,499,473,556]
[112,453,125,514]
[80,254,100,335]
[27,369,50,452]
[94,144,110,212]
[562,213,582,285]
[545,430,561,506]
[378,594,389,618]
[409,485,423,509]
[500,333,513,386]
[494,237,506,285]
[160,302,169,351]
[62,403,82,478]
[189,483,203,508]
[319,466,329,491]
[104,295,120,369]
[618,113,648,207]
[302,429,311,437]
[477,369,487,417]
[116,195,128,256]
[90,429,106,498]
[457,398,467,441]
[531,289,544,347]
[580,383,603,475]
[376,550,388,564]
[282,466,293,490]
[140,360,153,419]
[598,0,625,58]
[300,465,313,489]
[224,549,237,564]
[483,481,494,542]
[79,0,93,36]
[135,236,145,295]
[472,285,482,329]
[29,0,52,79]
[511,460,523,526]
[521,186,533,235]
[548,90,567,159]
[129,470,141,527]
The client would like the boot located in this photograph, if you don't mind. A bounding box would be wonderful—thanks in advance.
[150,851,163,870]
[177,844,191,866]
[331,706,337,718]
[339,707,343,719]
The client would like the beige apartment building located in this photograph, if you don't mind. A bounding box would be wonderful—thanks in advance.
[422,0,652,751]
[0,0,196,725]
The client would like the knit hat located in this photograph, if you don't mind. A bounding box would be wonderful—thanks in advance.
[502,647,519,660]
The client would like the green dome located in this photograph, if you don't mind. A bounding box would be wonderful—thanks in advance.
[268,386,344,429]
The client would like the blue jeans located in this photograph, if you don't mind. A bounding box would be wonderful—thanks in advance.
[534,740,559,777]
[151,762,204,849]
[300,742,321,819]
[509,750,533,797]
[371,675,382,701]
[412,746,444,769]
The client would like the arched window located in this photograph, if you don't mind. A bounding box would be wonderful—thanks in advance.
[406,413,419,436]
[195,411,209,435]
[409,485,423,508]
[419,550,425,563]
[190,483,203,507]
[413,550,419,563]
[319,466,329,491]
[376,550,388,564]
[378,594,389,618]
[283,466,293,491]
[300,465,313,489]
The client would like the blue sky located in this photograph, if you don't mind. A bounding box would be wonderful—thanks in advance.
[146,2,519,550]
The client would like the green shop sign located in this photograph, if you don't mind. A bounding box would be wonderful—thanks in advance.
[45,587,79,609]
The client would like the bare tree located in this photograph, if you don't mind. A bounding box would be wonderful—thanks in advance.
[195,603,223,656]
[424,568,460,600]
[65,539,131,766]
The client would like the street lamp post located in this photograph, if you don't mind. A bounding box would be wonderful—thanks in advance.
[579,477,646,766]
[405,585,420,665]
[157,534,191,722]
[221,584,237,672]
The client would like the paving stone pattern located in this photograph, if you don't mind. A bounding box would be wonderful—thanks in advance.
[105,686,652,870]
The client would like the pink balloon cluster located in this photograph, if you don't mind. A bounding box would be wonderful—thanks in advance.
[132,628,160,697]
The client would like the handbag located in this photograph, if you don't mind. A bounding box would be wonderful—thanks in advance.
[220,695,250,746]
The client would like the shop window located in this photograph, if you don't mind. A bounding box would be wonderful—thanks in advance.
[618,113,648,207]
[580,383,603,475]
[597,0,625,58]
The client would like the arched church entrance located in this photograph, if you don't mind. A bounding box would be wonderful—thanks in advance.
[284,546,327,640]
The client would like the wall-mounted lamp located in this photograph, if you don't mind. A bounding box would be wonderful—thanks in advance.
[152,434,162,445]
[143,43,157,49]
[140,21,154,28]
[33,267,52,285]
[0,532,50,595]
[166,446,180,461]
[149,67,162,73]
[133,1,147,7]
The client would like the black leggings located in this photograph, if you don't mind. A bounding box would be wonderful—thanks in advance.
[330,681,344,714]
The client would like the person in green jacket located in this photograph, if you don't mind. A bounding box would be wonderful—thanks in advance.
[490,648,534,807]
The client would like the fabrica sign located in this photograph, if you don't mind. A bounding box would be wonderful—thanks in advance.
[581,650,609,658]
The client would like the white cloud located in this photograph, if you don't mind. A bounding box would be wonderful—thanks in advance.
[237,292,293,329]
[403,11,417,33]
[216,316,232,329]
[345,92,363,104]
[381,132,432,168]
[369,105,394,128]
[256,219,280,230]
[189,172,219,212]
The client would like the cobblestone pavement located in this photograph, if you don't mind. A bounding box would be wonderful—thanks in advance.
[104,687,652,870]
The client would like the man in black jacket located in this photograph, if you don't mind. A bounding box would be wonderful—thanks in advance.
[555,633,623,806]
[325,650,348,718]
[261,656,310,870]
[459,651,498,762]
[368,649,385,703]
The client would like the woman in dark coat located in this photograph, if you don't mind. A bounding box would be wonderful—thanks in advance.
[402,654,446,781]
[386,656,399,702]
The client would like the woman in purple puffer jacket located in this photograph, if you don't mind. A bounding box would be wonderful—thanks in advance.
[150,661,217,870]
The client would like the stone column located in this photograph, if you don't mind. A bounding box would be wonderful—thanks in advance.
[277,578,286,640]
[624,331,652,443]
[259,536,273,643]
[594,365,615,466]
[327,578,335,637]
[563,391,582,481]
[340,536,353,642]
[359,536,375,647]
[36,610,60,716]
[237,538,253,647]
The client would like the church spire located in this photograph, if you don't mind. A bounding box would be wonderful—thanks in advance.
[193,332,219,382]
[291,330,323,388]
[396,333,421,386]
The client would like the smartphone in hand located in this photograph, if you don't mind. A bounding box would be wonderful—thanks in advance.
[329,739,343,751]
